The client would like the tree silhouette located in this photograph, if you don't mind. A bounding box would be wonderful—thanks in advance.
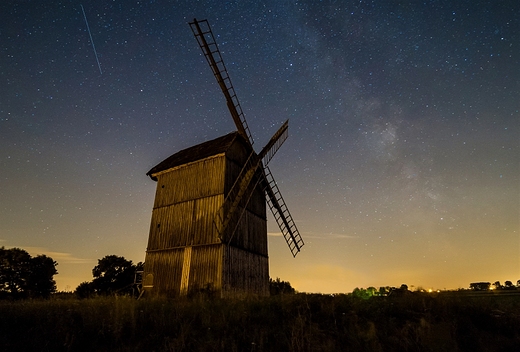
[366,287,378,297]
[269,277,295,295]
[504,281,515,290]
[0,247,57,299]
[76,255,143,296]
[470,282,491,291]
[379,286,391,296]
[27,255,57,298]
[75,281,95,299]
[352,287,366,299]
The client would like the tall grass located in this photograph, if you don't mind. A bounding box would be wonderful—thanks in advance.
[0,293,519,351]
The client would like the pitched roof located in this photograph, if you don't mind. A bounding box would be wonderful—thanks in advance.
[146,131,250,180]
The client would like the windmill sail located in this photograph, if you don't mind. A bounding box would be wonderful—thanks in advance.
[191,18,304,257]
[214,121,289,240]
[259,120,288,165]
[213,150,260,240]
[263,166,304,257]
[190,19,254,145]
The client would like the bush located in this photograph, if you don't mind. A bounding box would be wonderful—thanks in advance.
[269,277,295,295]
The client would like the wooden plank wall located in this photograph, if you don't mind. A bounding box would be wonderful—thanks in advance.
[226,209,267,256]
[153,155,225,207]
[223,245,269,297]
[147,155,226,251]
[223,137,250,193]
[223,141,267,255]
[144,245,225,296]
[145,155,227,295]
[147,194,223,249]
[144,249,184,295]
[188,244,223,293]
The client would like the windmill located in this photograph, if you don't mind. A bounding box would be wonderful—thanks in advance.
[142,19,303,297]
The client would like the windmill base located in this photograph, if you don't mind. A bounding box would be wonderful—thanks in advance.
[143,243,269,298]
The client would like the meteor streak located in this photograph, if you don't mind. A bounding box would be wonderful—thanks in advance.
[81,4,102,75]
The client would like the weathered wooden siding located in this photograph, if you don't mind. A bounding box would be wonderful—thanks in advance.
[225,209,267,255]
[248,175,268,219]
[221,142,267,255]
[153,155,225,208]
[147,155,225,251]
[225,158,266,218]
[222,245,269,297]
[147,194,223,250]
[144,248,184,294]
[188,244,223,293]
[144,244,224,296]
[145,154,227,296]
[147,200,193,250]
[223,138,251,193]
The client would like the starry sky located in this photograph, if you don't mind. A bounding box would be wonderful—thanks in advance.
[1,0,518,293]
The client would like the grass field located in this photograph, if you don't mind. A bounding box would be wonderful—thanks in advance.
[1,292,519,351]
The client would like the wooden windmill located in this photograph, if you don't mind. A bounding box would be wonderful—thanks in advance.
[142,19,304,297]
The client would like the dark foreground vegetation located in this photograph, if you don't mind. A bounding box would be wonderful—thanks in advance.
[1,292,519,351]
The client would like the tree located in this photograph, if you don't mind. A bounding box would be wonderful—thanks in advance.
[0,247,57,299]
[504,281,515,290]
[492,281,502,290]
[379,286,391,296]
[27,255,58,298]
[75,281,95,299]
[76,255,142,296]
[351,287,380,299]
[470,282,491,291]
[387,284,413,297]
[269,277,295,295]
[0,247,31,298]
[366,287,378,297]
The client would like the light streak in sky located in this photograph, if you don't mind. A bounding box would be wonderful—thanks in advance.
[80,4,102,75]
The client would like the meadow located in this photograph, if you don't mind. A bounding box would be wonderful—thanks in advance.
[0,291,519,351]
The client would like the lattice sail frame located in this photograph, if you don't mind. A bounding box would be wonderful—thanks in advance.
[189,18,304,257]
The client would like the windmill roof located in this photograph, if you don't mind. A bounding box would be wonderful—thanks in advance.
[146,131,250,180]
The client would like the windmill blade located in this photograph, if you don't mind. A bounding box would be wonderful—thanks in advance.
[189,19,254,146]
[258,120,288,165]
[213,151,262,240]
[258,120,303,256]
[214,122,290,240]
[263,166,304,257]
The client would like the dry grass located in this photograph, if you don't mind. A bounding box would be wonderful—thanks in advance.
[0,292,519,351]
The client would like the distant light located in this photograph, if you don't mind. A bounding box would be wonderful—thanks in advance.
[428,289,433,293]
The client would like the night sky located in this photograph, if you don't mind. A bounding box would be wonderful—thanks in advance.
[1,0,518,293]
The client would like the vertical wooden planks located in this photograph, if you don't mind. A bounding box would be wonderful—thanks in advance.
[179,246,192,295]
[144,136,269,297]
